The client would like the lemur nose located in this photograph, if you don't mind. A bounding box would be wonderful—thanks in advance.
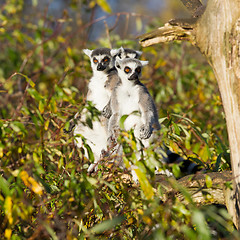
[128,73,138,81]
[97,64,106,71]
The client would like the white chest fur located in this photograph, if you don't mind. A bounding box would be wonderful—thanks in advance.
[87,73,109,111]
[116,83,140,116]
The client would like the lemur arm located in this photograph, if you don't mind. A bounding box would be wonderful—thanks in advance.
[102,71,119,119]
[108,89,120,140]
[102,100,112,119]
[138,86,161,139]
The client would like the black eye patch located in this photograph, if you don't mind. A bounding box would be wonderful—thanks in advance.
[93,57,98,63]
[124,66,132,74]
[135,67,141,74]
[102,56,110,62]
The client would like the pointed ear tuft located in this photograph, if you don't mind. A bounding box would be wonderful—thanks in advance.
[136,50,142,58]
[110,48,120,57]
[140,60,148,67]
[83,49,92,58]
[119,46,124,52]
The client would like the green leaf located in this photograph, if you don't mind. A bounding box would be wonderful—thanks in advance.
[82,140,94,163]
[90,216,124,234]
[173,122,181,135]
[171,113,194,124]
[205,175,212,188]
[172,164,181,178]
[214,153,222,172]
[192,210,211,240]
[15,72,35,87]
[27,88,42,101]
[0,175,10,196]
[42,223,58,240]
[134,168,154,200]
[119,115,129,129]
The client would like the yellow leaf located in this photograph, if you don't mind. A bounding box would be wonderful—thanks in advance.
[4,229,12,240]
[96,0,111,13]
[137,209,144,215]
[134,168,154,200]
[4,196,13,225]
[38,100,45,114]
[44,119,50,130]
[142,216,152,225]
[20,171,43,195]
[0,147,3,158]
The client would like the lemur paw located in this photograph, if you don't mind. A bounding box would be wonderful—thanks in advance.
[102,105,112,119]
[139,124,152,139]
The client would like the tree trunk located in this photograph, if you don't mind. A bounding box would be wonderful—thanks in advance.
[139,0,240,228]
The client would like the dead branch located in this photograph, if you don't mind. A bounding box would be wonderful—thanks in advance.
[139,23,194,47]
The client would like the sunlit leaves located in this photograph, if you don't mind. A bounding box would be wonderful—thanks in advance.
[134,168,154,200]
[4,196,13,224]
[20,171,43,195]
[0,0,234,238]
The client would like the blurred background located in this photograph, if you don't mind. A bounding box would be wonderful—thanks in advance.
[0,1,235,239]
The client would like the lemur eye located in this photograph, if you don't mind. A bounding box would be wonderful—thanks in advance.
[93,58,98,63]
[103,57,109,62]
[124,67,131,73]
[136,67,141,74]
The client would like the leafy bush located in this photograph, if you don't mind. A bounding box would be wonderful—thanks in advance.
[0,0,237,239]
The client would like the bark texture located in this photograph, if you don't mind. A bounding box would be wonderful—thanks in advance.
[139,0,240,228]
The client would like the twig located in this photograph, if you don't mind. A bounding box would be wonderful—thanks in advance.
[123,14,130,39]
[104,20,112,48]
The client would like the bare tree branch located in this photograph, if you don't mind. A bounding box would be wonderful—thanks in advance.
[139,23,194,47]
[155,171,233,209]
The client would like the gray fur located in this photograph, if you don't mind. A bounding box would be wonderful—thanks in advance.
[107,57,160,141]
[102,48,143,118]
[90,48,111,57]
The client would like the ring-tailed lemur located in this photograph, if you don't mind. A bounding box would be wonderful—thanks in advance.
[65,47,143,132]
[104,57,160,141]
[67,47,143,173]
[73,48,113,172]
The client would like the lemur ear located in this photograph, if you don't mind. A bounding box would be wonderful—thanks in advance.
[83,49,93,58]
[140,60,148,67]
[119,46,124,53]
[136,50,142,58]
[115,56,122,69]
[110,48,121,57]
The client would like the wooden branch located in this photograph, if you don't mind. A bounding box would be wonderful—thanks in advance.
[139,23,194,47]
[155,171,233,210]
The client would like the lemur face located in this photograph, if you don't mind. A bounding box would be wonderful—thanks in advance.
[115,58,148,81]
[83,48,113,72]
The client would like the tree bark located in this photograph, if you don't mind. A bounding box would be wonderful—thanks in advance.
[139,0,240,228]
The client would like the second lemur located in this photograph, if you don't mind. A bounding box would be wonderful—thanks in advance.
[104,57,161,142]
